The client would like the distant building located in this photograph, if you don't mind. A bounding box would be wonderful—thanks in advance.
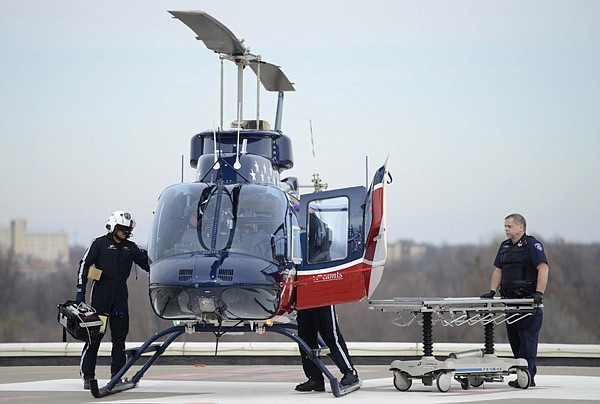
[387,240,427,261]
[0,219,69,263]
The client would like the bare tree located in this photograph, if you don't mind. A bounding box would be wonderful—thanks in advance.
[1,241,599,344]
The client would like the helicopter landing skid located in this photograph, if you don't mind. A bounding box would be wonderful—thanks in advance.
[89,326,185,398]
[89,378,136,398]
[87,322,355,398]
[336,378,362,396]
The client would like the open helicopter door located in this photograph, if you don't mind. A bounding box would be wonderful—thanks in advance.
[363,157,390,298]
[296,159,390,309]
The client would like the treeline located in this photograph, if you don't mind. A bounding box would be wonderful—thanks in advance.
[337,239,600,344]
[0,246,167,343]
[0,240,598,345]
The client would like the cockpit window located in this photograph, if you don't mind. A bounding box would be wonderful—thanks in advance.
[228,184,287,261]
[148,183,288,263]
[197,185,235,251]
[147,183,207,262]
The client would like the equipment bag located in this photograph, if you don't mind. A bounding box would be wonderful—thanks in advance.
[57,301,104,344]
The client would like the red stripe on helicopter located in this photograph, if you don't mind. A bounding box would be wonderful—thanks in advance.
[295,260,371,309]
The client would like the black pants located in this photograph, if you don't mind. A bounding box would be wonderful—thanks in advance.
[80,280,129,380]
[297,306,355,382]
[505,307,543,382]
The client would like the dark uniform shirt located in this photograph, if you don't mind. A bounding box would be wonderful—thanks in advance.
[77,234,150,289]
[493,233,547,297]
[77,233,150,380]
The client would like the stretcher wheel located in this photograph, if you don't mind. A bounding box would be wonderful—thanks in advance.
[469,375,484,388]
[459,377,470,390]
[516,368,531,389]
[436,371,453,392]
[392,370,412,391]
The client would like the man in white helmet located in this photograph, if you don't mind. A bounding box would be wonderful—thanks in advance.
[75,211,150,390]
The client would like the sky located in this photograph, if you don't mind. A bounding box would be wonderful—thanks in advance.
[1,0,599,248]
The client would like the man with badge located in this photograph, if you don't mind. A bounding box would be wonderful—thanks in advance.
[481,213,549,388]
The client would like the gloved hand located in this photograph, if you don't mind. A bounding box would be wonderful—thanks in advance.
[75,289,85,304]
[480,290,495,299]
[533,291,544,305]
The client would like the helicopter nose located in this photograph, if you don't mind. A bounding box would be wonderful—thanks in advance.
[150,253,283,321]
[180,289,224,318]
[151,285,280,321]
[198,296,217,312]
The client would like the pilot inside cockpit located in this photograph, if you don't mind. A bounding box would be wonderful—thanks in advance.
[233,213,274,261]
[162,202,203,257]
[231,188,283,262]
[179,205,202,250]
[307,207,333,263]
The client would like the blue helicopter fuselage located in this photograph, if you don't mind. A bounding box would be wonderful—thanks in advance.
[147,127,299,323]
[145,9,389,326]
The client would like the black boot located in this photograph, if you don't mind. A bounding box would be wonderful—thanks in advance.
[295,379,325,392]
[340,371,359,386]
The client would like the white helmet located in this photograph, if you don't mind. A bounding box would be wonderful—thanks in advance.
[106,211,136,233]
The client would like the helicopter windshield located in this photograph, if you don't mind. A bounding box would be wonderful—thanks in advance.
[148,182,288,263]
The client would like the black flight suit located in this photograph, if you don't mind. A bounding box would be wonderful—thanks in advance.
[297,305,356,383]
[297,212,356,384]
[76,233,150,380]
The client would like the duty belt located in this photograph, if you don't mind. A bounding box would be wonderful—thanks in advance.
[100,275,127,282]
[500,281,535,298]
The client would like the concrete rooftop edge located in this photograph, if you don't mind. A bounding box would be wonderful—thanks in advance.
[0,342,598,358]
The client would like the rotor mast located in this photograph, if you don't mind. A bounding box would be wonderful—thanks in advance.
[220,50,263,128]
[168,10,295,130]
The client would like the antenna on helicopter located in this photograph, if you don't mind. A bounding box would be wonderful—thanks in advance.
[298,119,328,193]
[234,103,242,169]
[212,122,220,170]
[309,119,328,192]
[168,11,294,129]
[310,119,316,160]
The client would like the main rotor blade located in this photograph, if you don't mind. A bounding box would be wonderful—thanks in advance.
[249,61,295,92]
[168,10,246,56]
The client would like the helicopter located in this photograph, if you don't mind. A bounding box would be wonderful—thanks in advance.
[89,10,390,398]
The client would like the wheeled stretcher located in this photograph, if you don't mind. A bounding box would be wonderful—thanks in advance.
[369,297,540,392]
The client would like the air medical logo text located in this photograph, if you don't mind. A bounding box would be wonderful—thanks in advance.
[314,272,343,283]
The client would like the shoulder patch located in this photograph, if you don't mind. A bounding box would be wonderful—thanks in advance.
[534,243,543,252]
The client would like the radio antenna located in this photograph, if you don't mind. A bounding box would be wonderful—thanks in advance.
[234,103,242,169]
[297,119,327,192]
[212,120,220,170]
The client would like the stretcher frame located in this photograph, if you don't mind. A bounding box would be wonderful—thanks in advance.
[369,297,540,392]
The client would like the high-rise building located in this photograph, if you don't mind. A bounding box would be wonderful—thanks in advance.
[0,219,69,263]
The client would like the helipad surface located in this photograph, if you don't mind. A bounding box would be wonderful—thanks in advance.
[1,365,598,403]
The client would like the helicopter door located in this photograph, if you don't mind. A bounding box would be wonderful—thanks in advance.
[296,186,365,309]
[296,159,390,309]
[362,157,390,298]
